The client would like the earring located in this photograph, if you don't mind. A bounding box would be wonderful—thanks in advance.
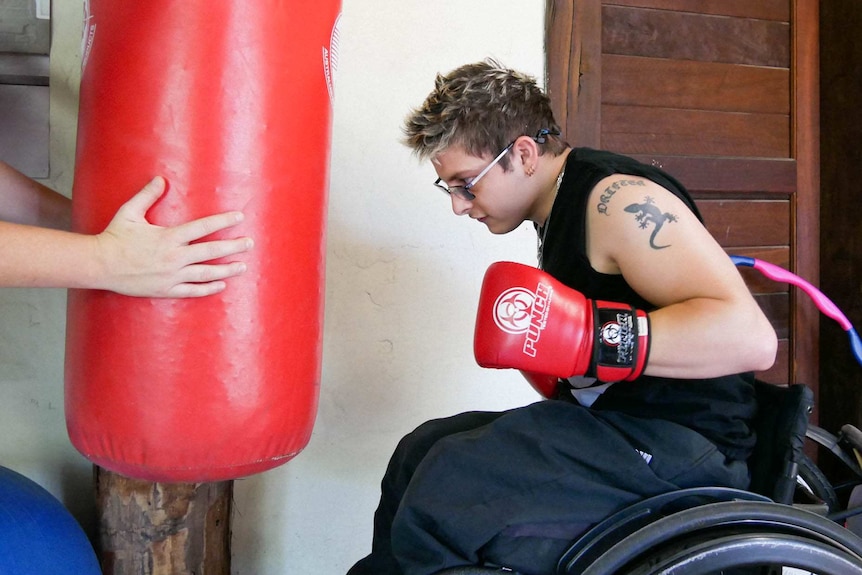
[526,165,536,177]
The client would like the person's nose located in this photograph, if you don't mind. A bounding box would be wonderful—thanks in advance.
[451,194,472,216]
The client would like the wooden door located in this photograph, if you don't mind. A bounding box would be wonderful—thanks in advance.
[819,1,862,433]
[546,0,820,399]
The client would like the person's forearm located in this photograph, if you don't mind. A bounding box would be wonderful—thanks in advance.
[0,174,252,297]
[0,161,72,230]
[0,221,100,289]
[645,297,778,379]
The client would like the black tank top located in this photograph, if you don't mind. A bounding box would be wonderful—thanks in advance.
[540,148,757,461]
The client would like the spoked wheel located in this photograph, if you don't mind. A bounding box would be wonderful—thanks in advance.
[626,531,862,575]
[577,500,862,575]
[557,487,771,574]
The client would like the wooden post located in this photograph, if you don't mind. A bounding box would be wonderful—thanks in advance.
[94,466,233,575]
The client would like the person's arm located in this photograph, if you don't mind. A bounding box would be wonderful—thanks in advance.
[0,161,71,230]
[586,175,777,379]
[0,165,252,297]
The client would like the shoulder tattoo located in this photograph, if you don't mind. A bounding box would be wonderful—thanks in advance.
[623,196,678,250]
[596,179,646,215]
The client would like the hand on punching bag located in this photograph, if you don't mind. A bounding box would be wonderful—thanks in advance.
[93,177,253,298]
[0,163,250,296]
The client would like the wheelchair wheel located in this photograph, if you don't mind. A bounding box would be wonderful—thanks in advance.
[626,531,862,575]
[578,500,862,575]
[433,568,513,574]
[796,451,841,513]
[557,487,771,575]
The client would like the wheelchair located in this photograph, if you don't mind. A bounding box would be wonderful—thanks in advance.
[438,257,862,575]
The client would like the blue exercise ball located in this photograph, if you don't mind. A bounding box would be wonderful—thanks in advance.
[0,466,100,574]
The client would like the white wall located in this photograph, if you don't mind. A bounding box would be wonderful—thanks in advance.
[0,1,546,573]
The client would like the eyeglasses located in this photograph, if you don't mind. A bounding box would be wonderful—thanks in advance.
[434,142,513,201]
[433,129,560,201]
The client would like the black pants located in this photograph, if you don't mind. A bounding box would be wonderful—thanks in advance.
[347,400,749,575]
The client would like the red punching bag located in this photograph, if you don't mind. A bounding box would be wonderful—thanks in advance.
[65,1,342,482]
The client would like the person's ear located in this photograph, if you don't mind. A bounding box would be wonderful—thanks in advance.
[512,135,540,176]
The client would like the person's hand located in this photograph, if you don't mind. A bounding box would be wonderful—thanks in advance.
[474,261,650,383]
[93,176,253,298]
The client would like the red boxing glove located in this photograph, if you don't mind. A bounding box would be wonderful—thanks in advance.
[519,370,561,399]
[474,261,650,383]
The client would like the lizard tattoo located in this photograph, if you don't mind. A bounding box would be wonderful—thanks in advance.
[624,196,678,250]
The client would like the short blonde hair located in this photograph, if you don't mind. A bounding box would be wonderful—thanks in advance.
[402,58,566,170]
